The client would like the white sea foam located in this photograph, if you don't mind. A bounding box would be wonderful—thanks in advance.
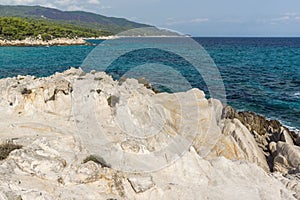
[294,92,300,98]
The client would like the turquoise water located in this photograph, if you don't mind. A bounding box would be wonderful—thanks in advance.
[0,45,94,77]
[0,38,299,130]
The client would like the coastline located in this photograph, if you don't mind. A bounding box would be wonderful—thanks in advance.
[0,35,190,47]
[235,109,300,132]
[84,35,119,40]
[0,37,89,46]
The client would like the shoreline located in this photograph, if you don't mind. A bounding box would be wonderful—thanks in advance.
[83,35,119,40]
[0,35,121,47]
[0,35,190,47]
[0,37,89,47]
[234,108,299,132]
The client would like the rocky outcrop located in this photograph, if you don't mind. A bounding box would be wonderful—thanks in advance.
[0,68,299,199]
[222,106,299,173]
[273,142,300,174]
[222,105,300,198]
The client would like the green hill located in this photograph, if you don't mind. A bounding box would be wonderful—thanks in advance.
[0,16,113,40]
[0,5,151,37]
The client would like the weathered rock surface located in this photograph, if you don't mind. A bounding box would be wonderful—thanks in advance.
[0,68,298,199]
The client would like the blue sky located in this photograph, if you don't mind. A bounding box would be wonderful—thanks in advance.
[2,0,300,36]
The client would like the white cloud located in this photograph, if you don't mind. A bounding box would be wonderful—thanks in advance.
[100,5,111,10]
[271,16,290,22]
[2,0,38,4]
[66,4,82,11]
[0,0,110,13]
[88,0,101,5]
[189,18,209,23]
[269,13,300,24]
[129,16,138,21]
[166,17,208,25]
[219,18,243,23]
[257,12,300,25]
[284,12,298,17]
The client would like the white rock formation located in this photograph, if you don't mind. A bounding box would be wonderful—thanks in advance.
[273,142,300,174]
[0,68,298,199]
[0,37,87,46]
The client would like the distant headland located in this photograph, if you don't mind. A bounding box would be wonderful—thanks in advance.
[0,5,179,46]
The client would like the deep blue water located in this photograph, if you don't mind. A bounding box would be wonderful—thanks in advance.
[0,38,299,130]
[197,38,300,130]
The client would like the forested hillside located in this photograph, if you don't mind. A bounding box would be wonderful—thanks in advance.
[0,5,150,34]
[0,17,111,40]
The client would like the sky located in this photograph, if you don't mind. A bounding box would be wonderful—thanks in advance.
[1,0,300,36]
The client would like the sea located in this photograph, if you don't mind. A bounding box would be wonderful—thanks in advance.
[0,37,299,130]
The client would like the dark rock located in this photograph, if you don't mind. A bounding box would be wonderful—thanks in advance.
[137,77,159,93]
[94,77,103,81]
[107,95,119,107]
[137,77,150,89]
[96,89,102,94]
[294,132,300,146]
[222,106,294,142]
[118,76,128,85]
[0,142,22,160]
[221,105,239,119]
[21,88,32,95]
[44,80,73,103]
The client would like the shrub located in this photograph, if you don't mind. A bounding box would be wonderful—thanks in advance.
[41,33,52,41]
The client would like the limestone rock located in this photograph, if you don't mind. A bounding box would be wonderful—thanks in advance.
[273,172,300,199]
[8,138,66,180]
[0,70,298,199]
[217,118,269,171]
[269,142,277,154]
[273,142,300,173]
[148,147,295,200]
[280,127,294,145]
[222,105,299,173]
[128,176,155,193]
